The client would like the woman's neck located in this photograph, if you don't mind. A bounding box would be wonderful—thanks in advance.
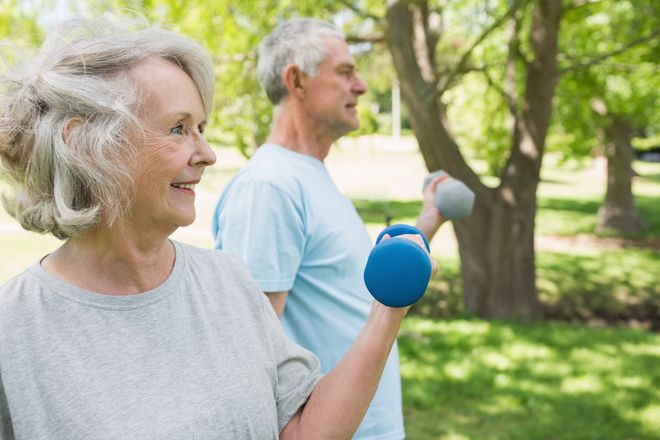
[41,225,175,295]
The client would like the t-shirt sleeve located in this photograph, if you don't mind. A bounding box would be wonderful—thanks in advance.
[251,283,322,433]
[0,371,15,439]
[215,180,305,293]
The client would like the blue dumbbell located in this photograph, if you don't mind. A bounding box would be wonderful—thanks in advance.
[423,170,475,220]
[363,224,433,308]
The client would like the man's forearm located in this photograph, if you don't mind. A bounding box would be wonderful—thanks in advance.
[416,207,444,241]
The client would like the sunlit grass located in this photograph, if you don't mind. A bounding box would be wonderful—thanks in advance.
[537,160,660,238]
[0,229,61,282]
[399,317,660,439]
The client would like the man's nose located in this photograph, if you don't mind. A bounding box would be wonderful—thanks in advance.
[353,75,367,95]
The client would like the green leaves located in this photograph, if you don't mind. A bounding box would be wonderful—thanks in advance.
[553,0,660,159]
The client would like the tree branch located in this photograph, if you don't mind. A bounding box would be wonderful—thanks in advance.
[419,1,440,68]
[505,10,522,119]
[345,34,386,45]
[479,67,510,104]
[412,5,436,83]
[559,29,660,74]
[563,0,607,13]
[437,0,529,97]
[337,0,380,21]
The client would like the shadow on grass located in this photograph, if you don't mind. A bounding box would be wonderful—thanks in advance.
[399,318,660,439]
[537,251,660,328]
[413,250,659,329]
[538,195,660,239]
[636,195,660,234]
[351,198,422,225]
[538,197,600,215]
[638,171,660,183]
[357,195,660,239]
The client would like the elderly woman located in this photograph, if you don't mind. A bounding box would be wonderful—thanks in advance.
[0,18,434,440]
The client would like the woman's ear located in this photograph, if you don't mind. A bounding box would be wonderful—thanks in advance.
[62,116,84,145]
[282,64,305,99]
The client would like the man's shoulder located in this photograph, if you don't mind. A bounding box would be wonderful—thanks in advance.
[237,147,301,187]
[226,154,307,203]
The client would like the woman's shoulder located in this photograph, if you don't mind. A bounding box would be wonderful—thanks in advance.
[173,241,255,282]
[173,241,267,313]
[0,265,40,318]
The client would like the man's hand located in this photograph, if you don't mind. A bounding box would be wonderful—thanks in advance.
[416,173,449,241]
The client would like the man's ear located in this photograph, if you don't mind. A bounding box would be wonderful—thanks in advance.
[282,64,305,98]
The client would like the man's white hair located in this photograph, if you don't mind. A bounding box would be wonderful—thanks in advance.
[257,18,344,105]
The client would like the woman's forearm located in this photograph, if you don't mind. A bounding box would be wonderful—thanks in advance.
[281,303,408,440]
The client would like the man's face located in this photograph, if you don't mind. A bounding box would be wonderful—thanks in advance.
[301,37,367,140]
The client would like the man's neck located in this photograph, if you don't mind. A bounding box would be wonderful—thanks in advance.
[267,105,339,161]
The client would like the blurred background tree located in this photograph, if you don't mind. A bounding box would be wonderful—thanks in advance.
[552,0,660,234]
[1,0,657,321]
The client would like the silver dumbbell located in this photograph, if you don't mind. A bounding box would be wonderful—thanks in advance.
[422,170,475,220]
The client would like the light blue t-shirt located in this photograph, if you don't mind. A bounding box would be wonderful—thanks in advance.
[213,144,405,440]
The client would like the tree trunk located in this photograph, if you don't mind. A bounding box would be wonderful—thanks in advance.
[597,116,646,233]
[453,191,539,318]
[385,0,561,319]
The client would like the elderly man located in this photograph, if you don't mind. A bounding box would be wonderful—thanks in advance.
[213,18,445,439]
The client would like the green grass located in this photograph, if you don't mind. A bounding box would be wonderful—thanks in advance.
[399,317,660,440]
[353,198,423,225]
[0,229,61,282]
[537,250,659,324]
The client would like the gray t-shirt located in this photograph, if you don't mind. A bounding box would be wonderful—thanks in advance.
[0,241,322,439]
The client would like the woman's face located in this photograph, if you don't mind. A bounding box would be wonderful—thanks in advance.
[129,57,216,234]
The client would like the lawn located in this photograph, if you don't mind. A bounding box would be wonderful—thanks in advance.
[399,317,660,440]
[1,137,658,439]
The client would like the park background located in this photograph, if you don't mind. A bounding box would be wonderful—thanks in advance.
[1,1,659,439]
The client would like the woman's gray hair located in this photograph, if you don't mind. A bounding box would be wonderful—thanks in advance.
[257,18,344,105]
[0,17,215,239]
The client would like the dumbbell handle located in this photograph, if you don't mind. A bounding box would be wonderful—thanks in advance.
[375,224,430,251]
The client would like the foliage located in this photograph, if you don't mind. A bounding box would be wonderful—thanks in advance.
[550,0,660,161]
[0,0,43,68]
[0,0,42,43]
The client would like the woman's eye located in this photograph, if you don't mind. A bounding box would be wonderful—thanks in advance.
[170,124,184,135]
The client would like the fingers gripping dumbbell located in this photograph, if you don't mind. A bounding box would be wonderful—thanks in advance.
[363,224,433,308]
[422,170,475,220]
